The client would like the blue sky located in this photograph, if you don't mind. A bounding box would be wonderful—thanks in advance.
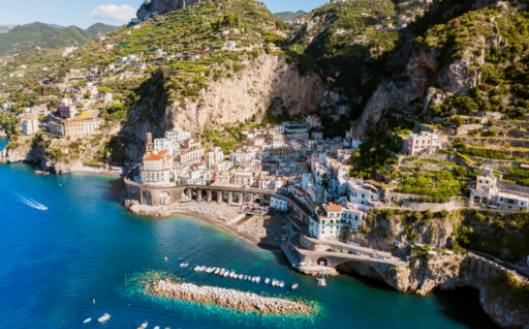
[0,1,326,28]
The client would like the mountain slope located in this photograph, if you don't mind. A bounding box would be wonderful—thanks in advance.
[0,22,117,54]
[86,23,119,39]
[275,10,306,22]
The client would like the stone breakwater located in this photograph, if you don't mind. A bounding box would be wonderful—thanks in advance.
[151,279,312,315]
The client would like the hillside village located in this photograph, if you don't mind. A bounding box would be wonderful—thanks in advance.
[0,0,529,327]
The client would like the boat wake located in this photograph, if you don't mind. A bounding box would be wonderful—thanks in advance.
[17,194,48,211]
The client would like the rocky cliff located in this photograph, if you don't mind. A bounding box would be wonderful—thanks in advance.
[114,53,323,163]
[343,209,529,328]
[137,0,203,21]
[351,0,499,136]
[170,54,322,132]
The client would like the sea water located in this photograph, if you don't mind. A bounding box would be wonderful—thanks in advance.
[0,141,498,329]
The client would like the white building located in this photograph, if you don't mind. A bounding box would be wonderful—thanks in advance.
[270,195,289,212]
[309,203,366,240]
[402,130,441,156]
[20,114,39,136]
[141,150,173,186]
[233,170,254,187]
[207,147,224,168]
[346,179,381,208]
[470,168,529,211]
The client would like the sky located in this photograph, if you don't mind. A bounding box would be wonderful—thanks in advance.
[0,0,327,28]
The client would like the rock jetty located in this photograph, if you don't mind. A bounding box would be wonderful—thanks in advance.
[150,278,312,315]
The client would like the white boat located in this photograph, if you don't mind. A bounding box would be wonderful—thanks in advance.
[317,277,327,287]
[97,313,111,324]
[137,321,149,329]
[154,326,160,329]
[83,317,92,324]
[291,283,299,290]
[265,278,270,285]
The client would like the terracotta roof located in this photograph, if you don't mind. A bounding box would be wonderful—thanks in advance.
[144,150,167,161]
[325,202,342,212]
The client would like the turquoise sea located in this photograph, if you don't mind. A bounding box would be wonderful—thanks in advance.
[0,138,498,329]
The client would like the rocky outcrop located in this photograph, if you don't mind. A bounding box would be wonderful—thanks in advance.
[151,278,312,315]
[118,54,322,162]
[137,0,202,21]
[351,0,498,137]
[170,54,322,133]
[339,251,529,328]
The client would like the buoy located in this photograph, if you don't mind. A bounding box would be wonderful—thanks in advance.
[164,256,168,262]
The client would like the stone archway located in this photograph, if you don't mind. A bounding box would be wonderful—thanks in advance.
[317,257,329,267]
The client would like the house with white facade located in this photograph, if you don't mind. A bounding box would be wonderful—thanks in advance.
[20,113,40,136]
[402,129,441,156]
[346,179,381,208]
[309,203,366,240]
[470,168,529,211]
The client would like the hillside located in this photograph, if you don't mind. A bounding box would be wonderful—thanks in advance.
[274,10,306,22]
[0,0,321,165]
[0,25,14,34]
[0,1,529,326]
[0,22,117,55]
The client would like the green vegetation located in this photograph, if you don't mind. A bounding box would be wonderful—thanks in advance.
[0,22,117,55]
[201,121,261,153]
[287,0,399,119]
[274,10,306,23]
[489,272,529,311]
[506,167,529,187]
[349,117,411,180]
[422,5,529,120]
[396,159,472,202]
[456,210,529,263]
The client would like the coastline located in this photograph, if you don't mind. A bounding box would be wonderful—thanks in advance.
[126,201,276,249]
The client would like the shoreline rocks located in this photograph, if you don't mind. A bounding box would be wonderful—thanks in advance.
[150,278,312,315]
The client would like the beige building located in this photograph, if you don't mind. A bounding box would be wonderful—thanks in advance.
[63,117,103,139]
[20,114,40,136]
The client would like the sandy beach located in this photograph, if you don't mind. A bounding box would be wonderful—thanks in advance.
[127,200,287,249]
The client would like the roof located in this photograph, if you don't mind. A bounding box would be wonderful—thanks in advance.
[325,202,343,212]
[144,150,167,161]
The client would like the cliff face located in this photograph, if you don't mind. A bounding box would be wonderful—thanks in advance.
[344,210,529,329]
[116,54,323,162]
[137,0,202,21]
[351,0,498,136]
[170,54,323,133]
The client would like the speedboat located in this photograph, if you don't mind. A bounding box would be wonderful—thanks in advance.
[137,321,149,329]
[97,313,111,324]
[83,318,92,324]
